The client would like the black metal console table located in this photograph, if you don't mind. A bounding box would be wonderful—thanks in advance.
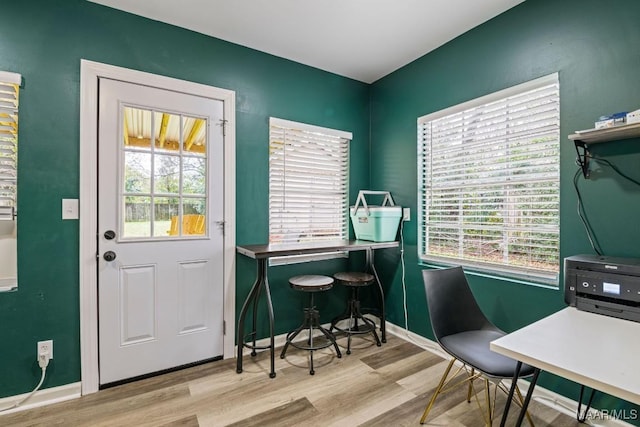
[236,239,399,378]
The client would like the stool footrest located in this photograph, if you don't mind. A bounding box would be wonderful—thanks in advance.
[241,342,272,351]
[241,332,273,353]
[286,335,337,352]
[329,289,382,354]
[331,320,377,336]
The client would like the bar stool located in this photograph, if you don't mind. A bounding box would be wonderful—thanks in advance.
[280,275,342,375]
[330,271,382,354]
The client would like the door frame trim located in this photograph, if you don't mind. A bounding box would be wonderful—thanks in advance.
[79,59,236,394]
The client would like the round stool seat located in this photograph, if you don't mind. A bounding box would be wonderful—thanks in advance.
[334,271,375,287]
[289,275,334,292]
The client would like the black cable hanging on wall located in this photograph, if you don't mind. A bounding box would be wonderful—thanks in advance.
[573,156,640,257]
[573,168,603,256]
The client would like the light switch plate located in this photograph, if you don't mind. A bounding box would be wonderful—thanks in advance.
[62,199,79,220]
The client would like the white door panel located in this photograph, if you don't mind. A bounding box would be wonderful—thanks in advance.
[98,78,224,385]
[178,260,210,333]
[119,264,156,345]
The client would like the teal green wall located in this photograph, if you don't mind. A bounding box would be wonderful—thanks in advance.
[371,0,640,419]
[1,0,639,421]
[0,0,369,398]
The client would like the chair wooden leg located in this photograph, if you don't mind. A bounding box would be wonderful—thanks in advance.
[420,358,456,424]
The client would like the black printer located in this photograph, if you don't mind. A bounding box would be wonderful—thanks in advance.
[564,254,640,322]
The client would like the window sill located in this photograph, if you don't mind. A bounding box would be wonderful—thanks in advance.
[418,259,559,290]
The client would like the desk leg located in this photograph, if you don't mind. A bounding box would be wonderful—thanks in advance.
[515,368,540,426]
[250,274,262,356]
[577,385,596,422]
[236,259,276,378]
[500,363,540,427]
[499,364,541,427]
[500,361,522,427]
[263,267,276,378]
[366,248,386,343]
[236,260,263,373]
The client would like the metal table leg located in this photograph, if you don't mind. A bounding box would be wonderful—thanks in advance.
[249,272,262,356]
[365,248,386,343]
[236,259,276,378]
[500,361,522,427]
[236,262,262,373]
[263,264,276,378]
[500,363,540,427]
[577,385,596,422]
[515,368,540,426]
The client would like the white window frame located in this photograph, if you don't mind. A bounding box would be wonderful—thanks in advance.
[269,117,351,265]
[0,70,21,292]
[418,73,560,286]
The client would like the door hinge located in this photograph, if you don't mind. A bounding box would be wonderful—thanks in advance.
[223,320,226,335]
[215,220,225,235]
[220,119,228,137]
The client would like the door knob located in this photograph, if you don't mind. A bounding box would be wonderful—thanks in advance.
[103,251,117,261]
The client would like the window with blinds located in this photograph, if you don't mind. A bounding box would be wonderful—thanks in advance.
[418,74,560,285]
[0,71,20,221]
[269,117,351,262]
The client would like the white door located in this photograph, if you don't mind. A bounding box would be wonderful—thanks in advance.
[97,78,224,385]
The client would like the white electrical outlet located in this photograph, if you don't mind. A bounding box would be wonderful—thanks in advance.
[403,207,410,222]
[37,340,53,360]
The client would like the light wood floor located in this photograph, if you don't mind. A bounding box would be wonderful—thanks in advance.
[0,334,581,426]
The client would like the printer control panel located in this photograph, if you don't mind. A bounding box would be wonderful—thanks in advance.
[575,271,640,303]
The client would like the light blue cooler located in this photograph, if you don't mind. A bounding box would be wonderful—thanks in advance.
[350,190,402,242]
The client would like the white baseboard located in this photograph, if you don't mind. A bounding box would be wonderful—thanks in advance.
[0,382,81,416]
[384,322,635,427]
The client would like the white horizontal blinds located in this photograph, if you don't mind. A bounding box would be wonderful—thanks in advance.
[269,118,350,245]
[0,71,21,220]
[418,74,560,283]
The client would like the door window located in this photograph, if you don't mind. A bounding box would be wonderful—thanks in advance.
[121,106,207,239]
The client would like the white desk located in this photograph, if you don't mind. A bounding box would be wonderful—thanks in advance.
[491,307,640,425]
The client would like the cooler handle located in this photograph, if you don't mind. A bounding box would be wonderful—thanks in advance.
[353,190,395,216]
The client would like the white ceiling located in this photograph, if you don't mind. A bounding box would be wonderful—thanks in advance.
[88,0,525,83]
